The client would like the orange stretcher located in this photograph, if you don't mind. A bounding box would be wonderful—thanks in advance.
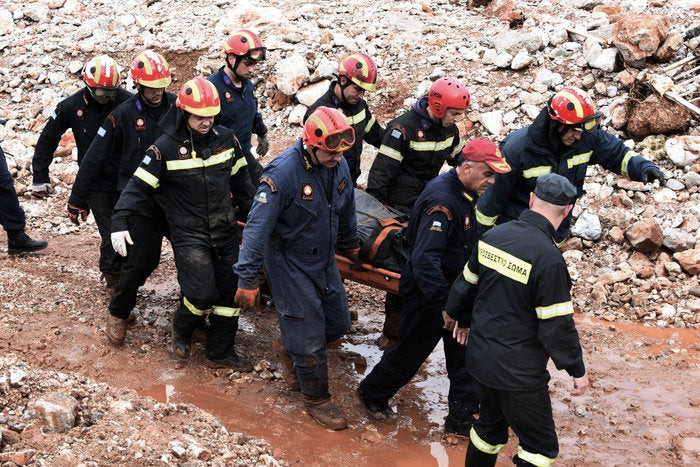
[335,254,400,294]
[237,222,400,294]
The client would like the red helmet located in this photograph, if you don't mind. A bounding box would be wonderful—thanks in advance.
[338,53,377,92]
[303,106,356,153]
[547,86,601,132]
[224,29,266,61]
[175,77,220,117]
[82,55,120,88]
[428,77,470,118]
[130,51,171,88]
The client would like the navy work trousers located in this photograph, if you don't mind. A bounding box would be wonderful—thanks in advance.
[0,148,25,231]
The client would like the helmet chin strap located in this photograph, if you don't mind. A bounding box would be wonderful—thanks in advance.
[226,54,244,83]
[337,75,352,104]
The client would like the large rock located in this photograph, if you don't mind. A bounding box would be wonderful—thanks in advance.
[625,218,663,253]
[612,14,669,65]
[490,30,544,55]
[587,41,620,72]
[665,136,700,167]
[626,94,691,140]
[295,80,330,107]
[673,248,700,275]
[25,393,78,433]
[0,8,14,35]
[483,0,525,27]
[663,228,697,252]
[274,54,310,96]
[571,211,602,240]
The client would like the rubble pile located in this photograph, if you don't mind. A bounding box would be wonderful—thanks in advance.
[0,355,281,466]
[1,1,698,325]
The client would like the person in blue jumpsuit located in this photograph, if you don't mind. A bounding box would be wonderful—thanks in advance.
[358,139,511,435]
[234,106,361,431]
[207,29,269,183]
[68,51,176,345]
[1,145,48,254]
[111,77,255,371]
[476,86,665,245]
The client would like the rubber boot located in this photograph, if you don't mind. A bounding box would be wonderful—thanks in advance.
[303,395,347,430]
[206,352,254,372]
[7,229,48,255]
[273,337,300,391]
[445,412,475,436]
[172,332,191,359]
[105,313,127,346]
[465,440,498,467]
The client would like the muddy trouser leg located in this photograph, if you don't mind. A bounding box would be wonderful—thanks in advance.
[88,191,123,275]
[108,211,166,319]
[171,243,218,342]
[469,383,558,467]
[277,271,350,399]
[381,292,402,341]
[443,328,479,419]
[0,152,25,230]
[204,239,240,359]
[359,285,442,406]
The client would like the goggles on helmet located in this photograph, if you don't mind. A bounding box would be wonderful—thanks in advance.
[243,47,266,62]
[570,112,602,133]
[320,128,355,152]
[89,87,117,100]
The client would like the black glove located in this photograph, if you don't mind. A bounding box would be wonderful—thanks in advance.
[67,203,90,225]
[641,166,666,186]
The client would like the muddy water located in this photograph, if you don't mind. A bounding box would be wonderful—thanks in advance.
[138,315,699,466]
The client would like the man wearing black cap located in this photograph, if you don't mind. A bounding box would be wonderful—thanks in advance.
[359,138,511,436]
[446,173,589,466]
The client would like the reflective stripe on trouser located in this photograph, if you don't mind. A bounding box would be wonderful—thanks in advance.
[272,277,350,399]
[472,382,559,462]
[360,283,479,417]
[109,210,167,318]
[172,240,240,358]
[88,190,123,275]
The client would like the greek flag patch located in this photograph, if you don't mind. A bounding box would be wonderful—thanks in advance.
[391,129,402,139]
[50,110,57,119]
[429,220,443,232]
[97,127,106,137]
[142,155,151,166]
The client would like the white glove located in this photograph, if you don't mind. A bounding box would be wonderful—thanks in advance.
[31,182,55,197]
[256,134,269,157]
[111,231,133,257]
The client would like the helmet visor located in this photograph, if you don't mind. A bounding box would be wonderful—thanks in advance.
[323,128,355,152]
[245,47,267,62]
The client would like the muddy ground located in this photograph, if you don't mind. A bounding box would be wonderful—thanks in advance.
[1,231,699,466]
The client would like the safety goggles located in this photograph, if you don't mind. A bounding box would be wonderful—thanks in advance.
[322,128,355,152]
[245,47,266,62]
[571,112,602,133]
[89,87,118,100]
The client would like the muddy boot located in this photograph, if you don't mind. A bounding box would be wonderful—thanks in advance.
[105,313,127,346]
[358,386,396,423]
[444,412,475,437]
[7,229,48,255]
[206,352,254,372]
[303,396,347,430]
[273,337,300,391]
[172,332,191,359]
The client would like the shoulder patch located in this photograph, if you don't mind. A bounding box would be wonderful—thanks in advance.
[256,191,268,203]
[426,205,453,221]
[97,127,107,138]
[429,220,443,232]
[260,175,277,193]
[142,155,152,166]
[148,144,162,161]
[390,125,407,140]
[337,177,348,195]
